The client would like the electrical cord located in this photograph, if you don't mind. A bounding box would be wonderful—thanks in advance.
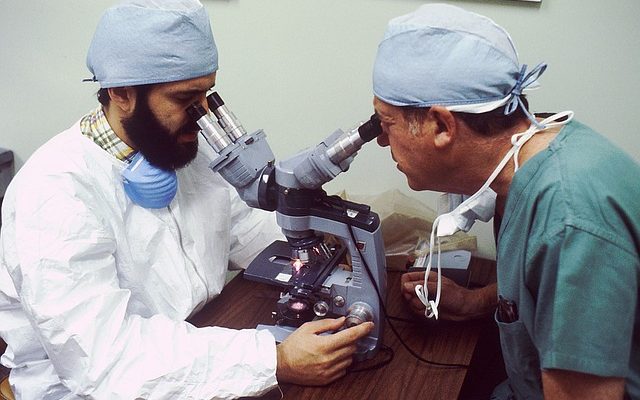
[348,344,394,373]
[331,195,469,369]
[387,315,422,324]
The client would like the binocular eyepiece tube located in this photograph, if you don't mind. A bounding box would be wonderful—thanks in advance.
[186,103,232,153]
[187,92,248,153]
[207,92,247,142]
[325,114,382,165]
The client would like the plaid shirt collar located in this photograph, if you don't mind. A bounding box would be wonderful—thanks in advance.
[80,106,136,163]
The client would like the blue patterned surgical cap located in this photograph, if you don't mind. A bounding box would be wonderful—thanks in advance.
[373,3,545,123]
[86,0,218,88]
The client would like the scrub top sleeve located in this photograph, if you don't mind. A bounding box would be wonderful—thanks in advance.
[533,226,637,378]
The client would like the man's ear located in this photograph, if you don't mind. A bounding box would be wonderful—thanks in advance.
[427,106,457,149]
[107,87,137,115]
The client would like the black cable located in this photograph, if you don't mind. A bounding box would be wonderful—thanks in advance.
[332,195,469,369]
[348,344,394,373]
[387,315,422,324]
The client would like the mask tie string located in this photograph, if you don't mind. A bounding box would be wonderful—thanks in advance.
[511,110,575,171]
[415,214,443,319]
[414,110,574,320]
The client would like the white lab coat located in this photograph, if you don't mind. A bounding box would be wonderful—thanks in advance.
[0,122,283,399]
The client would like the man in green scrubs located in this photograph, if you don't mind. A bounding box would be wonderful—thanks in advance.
[372,4,639,399]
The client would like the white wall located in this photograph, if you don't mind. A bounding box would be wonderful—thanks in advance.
[1,0,639,259]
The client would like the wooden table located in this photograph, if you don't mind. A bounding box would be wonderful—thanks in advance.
[189,258,495,399]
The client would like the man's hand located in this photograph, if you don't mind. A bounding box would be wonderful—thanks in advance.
[276,317,374,386]
[400,271,497,321]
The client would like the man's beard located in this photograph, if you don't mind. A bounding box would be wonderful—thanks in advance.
[122,91,200,171]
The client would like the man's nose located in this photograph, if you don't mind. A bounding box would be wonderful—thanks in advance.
[199,94,209,111]
[377,132,389,147]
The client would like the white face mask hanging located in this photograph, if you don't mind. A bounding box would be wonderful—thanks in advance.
[413,111,574,319]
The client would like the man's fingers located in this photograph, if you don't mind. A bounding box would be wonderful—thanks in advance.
[276,319,372,386]
[401,271,425,284]
[333,354,355,371]
[328,321,374,349]
[320,349,357,383]
[336,321,374,340]
[401,271,438,289]
[402,279,428,310]
[299,317,346,334]
[297,318,373,351]
[410,298,426,314]
[403,281,419,293]
[329,343,359,362]
[323,362,350,384]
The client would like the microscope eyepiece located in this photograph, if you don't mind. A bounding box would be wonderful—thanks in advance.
[357,114,382,142]
[207,91,225,111]
[324,114,381,168]
[206,92,246,141]
[186,102,207,121]
[187,101,234,153]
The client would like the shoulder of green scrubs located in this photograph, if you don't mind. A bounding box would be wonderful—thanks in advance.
[496,120,640,399]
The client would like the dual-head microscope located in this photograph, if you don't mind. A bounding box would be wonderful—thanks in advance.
[188,93,385,360]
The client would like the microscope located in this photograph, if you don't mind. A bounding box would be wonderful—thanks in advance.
[187,93,386,361]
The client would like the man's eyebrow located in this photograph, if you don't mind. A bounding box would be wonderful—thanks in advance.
[375,110,394,122]
[172,87,210,97]
[173,88,204,95]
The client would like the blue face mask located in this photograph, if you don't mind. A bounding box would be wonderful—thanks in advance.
[122,152,177,209]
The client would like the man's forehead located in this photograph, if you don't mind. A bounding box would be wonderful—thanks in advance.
[374,97,400,118]
[158,72,217,93]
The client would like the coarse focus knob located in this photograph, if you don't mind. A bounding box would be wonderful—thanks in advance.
[344,301,374,328]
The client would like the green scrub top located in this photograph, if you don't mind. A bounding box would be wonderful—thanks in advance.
[496,120,640,399]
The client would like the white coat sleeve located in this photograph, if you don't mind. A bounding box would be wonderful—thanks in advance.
[5,172,278,399]
[227,187,284,270]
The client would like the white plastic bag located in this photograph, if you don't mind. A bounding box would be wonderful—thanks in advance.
[338,189,476,271]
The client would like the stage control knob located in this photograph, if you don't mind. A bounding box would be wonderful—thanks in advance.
[344,301,374,328]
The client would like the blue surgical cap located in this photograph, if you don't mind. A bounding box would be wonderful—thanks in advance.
[373,3,545,122]
[86,0,218,88]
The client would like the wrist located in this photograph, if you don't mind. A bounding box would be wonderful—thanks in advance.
[462,284,498,319]
[275,343,292,383]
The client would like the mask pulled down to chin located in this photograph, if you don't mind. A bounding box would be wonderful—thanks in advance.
[122,152,178,209]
